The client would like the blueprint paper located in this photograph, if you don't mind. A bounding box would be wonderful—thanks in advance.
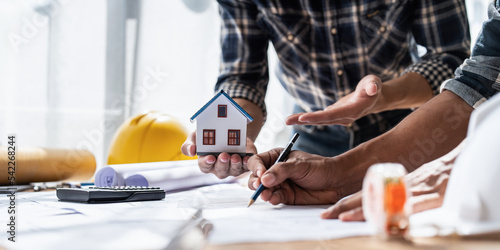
[0,191,197,250]
[0,184,374,249]
[164,184,375,245]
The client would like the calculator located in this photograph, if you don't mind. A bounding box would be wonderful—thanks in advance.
[56,186,166,203]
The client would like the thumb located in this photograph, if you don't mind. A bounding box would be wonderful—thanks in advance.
[365,81,378,96]
[358,75,382,97]
[181,132,197,156]
[260,161,306,187]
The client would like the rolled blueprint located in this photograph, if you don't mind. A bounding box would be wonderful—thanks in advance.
[0,146,96,185]
[95,160,234,191]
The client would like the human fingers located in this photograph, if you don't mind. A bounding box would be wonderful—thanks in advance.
[358,75,382,97]
[285,113,305,125]
[247,163,263,190]
[181,132,197,156]
[259,162,294,188]
[213,152,231,179]
[259,188,275,203]
[242,139,258,172]
[296,104,361,125]
[267,188,290,205]
[247,170,261,190]
[365,81,378,96]
[242,155,251,172]
[297,109,343,124]
[409,193,444,214]
[338,207,365,221]
[320,191,362,219]
[259,156,318,188]
[228,154,244,176]
[289,120,355,126]
[247,148,283,188]
[198,155,216,174]
[252,182,291,205]
[287,111,352,126]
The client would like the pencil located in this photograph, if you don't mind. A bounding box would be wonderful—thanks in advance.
[247,133,300,207]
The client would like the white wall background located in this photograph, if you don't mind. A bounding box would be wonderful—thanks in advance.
[0,0,489,167]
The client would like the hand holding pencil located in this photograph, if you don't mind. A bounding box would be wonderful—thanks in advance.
[246,136,353,206]
[247,133,300,207]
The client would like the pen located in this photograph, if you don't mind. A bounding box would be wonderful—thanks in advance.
[247,133,300,207]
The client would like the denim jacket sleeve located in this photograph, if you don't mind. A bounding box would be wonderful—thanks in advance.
[442,2,500,108]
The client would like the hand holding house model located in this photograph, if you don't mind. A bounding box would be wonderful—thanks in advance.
[190,90,254,157]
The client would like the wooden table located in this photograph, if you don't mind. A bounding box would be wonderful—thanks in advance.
[205,233,500,250]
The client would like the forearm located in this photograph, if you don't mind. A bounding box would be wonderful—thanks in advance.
[335,90,472,194]
[233,98,265,142]
[366,90,470,171]
[374,72,433,112]
[216,0,270,128]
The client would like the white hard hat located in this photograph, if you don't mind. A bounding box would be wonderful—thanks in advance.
[411,93,500,236]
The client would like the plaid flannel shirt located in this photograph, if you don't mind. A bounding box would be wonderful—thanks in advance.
[215,0,470,131]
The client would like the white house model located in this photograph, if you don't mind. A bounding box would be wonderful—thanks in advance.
[190,90,253,156]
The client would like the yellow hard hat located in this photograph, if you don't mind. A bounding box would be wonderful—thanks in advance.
[107,111,196,164]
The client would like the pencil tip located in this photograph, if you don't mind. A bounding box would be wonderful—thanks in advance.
[247,199,255,208]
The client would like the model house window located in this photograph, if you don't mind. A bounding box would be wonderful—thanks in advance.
[218,105,227,117]
[203,129,216,145]
[228,130,240,146]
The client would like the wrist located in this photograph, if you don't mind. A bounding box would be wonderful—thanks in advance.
[375,73,433,113]
[328,144,378,198]
[371,82,390,114]
[233,98,265,142]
